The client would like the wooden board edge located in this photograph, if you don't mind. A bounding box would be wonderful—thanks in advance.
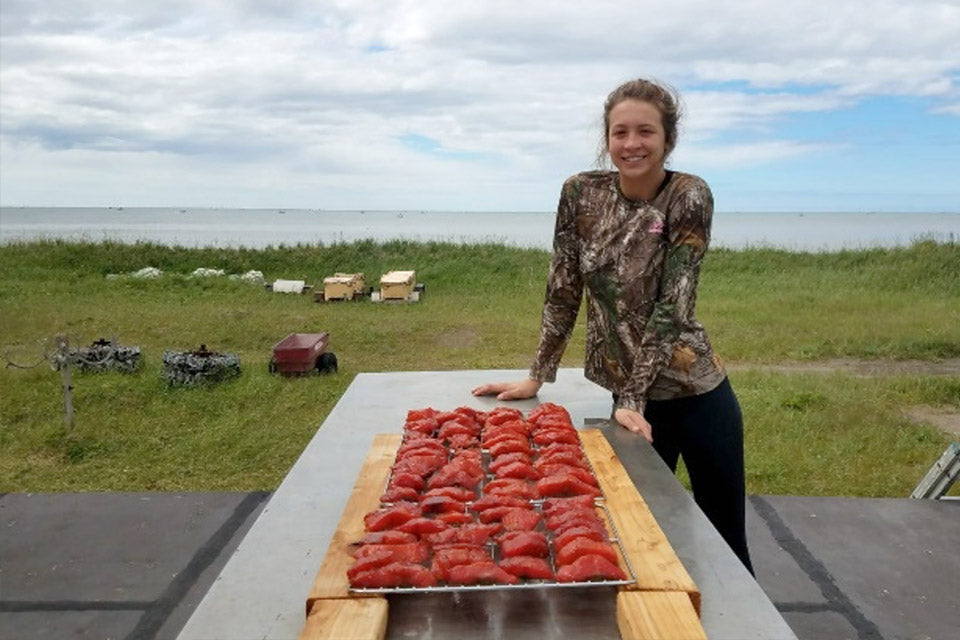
[305,433,402,608]
[300,597,389,640]
[617,591,707,640]
[579,429,700,613]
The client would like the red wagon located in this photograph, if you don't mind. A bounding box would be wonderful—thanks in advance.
[269,332,338,376]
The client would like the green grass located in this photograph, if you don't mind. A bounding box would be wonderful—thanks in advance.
[1,239,958,494]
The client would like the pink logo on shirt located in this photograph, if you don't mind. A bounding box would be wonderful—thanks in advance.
[647,219,664,235]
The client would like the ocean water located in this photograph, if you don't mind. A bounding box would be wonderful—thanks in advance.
[1,207,957,252]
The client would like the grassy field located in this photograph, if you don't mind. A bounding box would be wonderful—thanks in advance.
[1,239,958,495]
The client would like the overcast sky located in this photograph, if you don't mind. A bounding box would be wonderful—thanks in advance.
[1,1,959,212]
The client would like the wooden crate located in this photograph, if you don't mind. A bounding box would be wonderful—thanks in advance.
[379,270,416,300]
[301,429,702,638]
[322,272,365,301]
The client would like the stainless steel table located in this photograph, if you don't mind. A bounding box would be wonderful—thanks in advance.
[177,369,797,639]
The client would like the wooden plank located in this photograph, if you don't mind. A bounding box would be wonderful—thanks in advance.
[617,591,707,640]
[300,597,388,640]
[305,433,402,608]
[579,429,701,614]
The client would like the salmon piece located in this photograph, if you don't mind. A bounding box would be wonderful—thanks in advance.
[498,531,549,558]
[407,408,438,422]
[364,505,419,532]
[393,453,446,478]
[532,429,580,446]
[422,486,477,502]
[396,439,445,457]
[396,517,449,536]
[469,494,529,512]
[404,417,440,435]
[425,523,501,547]
[501,508,543,532]
[553,525,609,552]
[528,402,571,424]
[489,439,533,458]
[447,433,479,450]
[488,452,533,473]
[537,464,598,488]
[436,511,475,526]
[381,485,420,503]
[536,442,585,458]
[483,431,530,449]
[353,530,418,546]
[484,408,525,426]
[438,421,479,439]
[552,516,609,538]
[426,464,483,490]
[347,549,395,581]
[350,561,437,588]
[483,478,537,500]
[545,507,604,532]
[389,471,426,491]
[498,556,555,580]
[541,495,597,516]
[555,537,620,567]
[431,545,491,581]
[536,474,601,498]
[419,495,467,515]
[354,542,429,563]
[447,561,519,585]
[477,506,519,524]
[534,451,589,471]
[556,554,627,582]
[494,461,540,481]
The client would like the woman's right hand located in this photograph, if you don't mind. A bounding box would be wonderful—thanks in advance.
[471,378,542,401]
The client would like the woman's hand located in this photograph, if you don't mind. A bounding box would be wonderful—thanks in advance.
[614,408,653,443]
[471,378,542,401]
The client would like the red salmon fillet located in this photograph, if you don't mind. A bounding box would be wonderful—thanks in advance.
[422,486,477,501]
[498,556,555,580]
[350,561,437,588]
[555,537,620,567]
[556,554,627,582]
[364,505,419,532]
[431,545,491,581]
[436,511,475,525]
[493,461,540,480]
[489,439,532,457]
[396,517,449,536]
[501,508,543,532]
[489,452,533,473]
[354,542,429,563]
[419,495,468,515]
[425,523,501,546]
[469,495,529,512]
[447,561,519,585]
[532,429,580,446]
[354,530,418,546]
[536,474,601,498]
[498,531,549,558]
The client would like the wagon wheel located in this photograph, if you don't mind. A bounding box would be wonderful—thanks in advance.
[268,358,277,374]
[317,352,338,374]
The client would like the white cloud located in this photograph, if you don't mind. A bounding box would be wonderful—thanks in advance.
[1,0,958,209]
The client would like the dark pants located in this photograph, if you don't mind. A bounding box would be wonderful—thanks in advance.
[628,378,754,574]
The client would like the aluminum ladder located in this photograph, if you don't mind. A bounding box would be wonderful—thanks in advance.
[910,442,960,499]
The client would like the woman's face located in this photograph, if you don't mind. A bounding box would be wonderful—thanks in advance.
[606,99,667,187]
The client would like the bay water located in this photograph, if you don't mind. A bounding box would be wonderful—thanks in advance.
[1,207,957,252]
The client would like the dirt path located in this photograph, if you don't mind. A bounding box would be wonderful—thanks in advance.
[726,358,960,377]
[727,358,960,438]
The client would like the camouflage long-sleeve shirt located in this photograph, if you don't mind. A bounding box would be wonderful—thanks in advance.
[529,170,726,413]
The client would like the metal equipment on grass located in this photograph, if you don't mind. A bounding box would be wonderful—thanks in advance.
[163,344,241,386]
[269,332,337,376]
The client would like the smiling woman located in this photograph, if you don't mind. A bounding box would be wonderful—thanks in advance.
[472,78,755,573]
